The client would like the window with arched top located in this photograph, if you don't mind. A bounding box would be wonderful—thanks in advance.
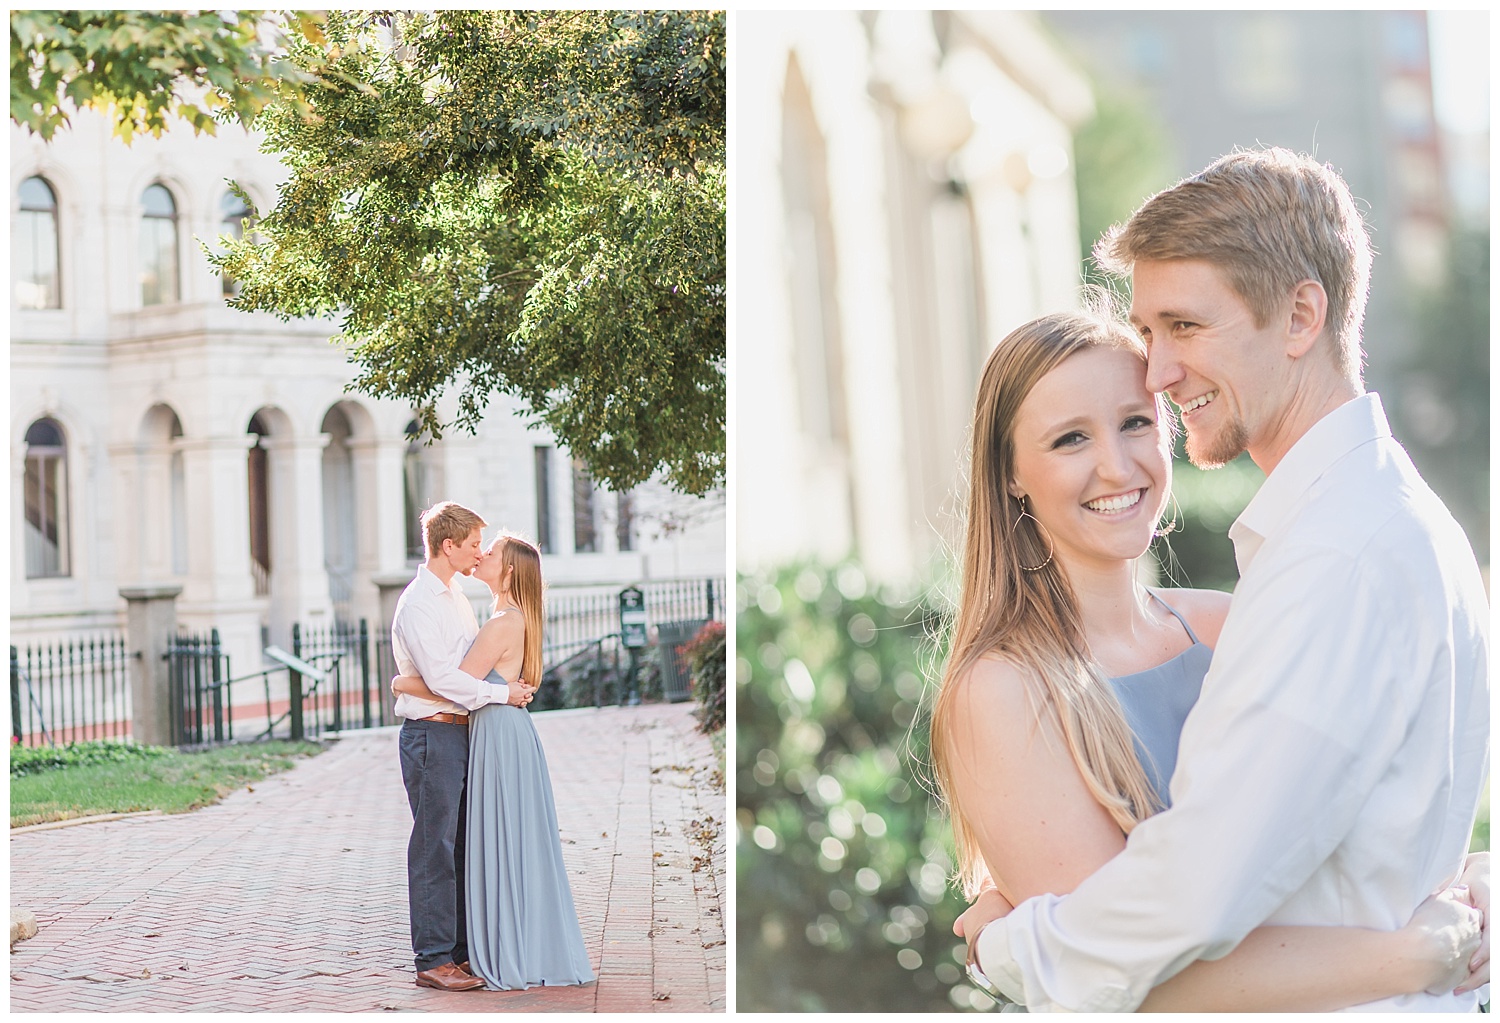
[23,417,70,577]
[219,189,252,297]
[403,421,431,562]
[247,413,270,594]
[140,183,180,306]
[16,176,61,310]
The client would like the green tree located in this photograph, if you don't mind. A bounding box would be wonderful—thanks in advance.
[214,10,726,496]
[1071,88,1176,288]
[10,9,321,142]
[738,564,988,1012]
[1388,228,1490,564]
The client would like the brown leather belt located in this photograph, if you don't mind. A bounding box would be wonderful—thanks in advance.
[415,712,468,725]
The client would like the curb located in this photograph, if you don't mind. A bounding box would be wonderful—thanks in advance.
[10,810,162,835]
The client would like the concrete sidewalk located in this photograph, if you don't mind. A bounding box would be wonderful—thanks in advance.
[10,702,726,1013]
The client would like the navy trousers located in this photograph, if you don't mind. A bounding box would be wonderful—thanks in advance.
[399,718,470,971]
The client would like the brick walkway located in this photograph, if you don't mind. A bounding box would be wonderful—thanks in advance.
[10,702,726,1013]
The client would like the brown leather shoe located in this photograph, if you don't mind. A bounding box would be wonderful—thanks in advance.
[415,962,484,991]
[455,961,474,976]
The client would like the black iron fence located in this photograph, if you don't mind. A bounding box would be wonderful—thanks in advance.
[11,634,134,746]
[166,629,231,746]
[542,578,724,668]
[11,577,726,750]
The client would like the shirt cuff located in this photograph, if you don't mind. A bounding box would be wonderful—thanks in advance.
[490,682,510,706]
[975,898,1137,1013]
[975,916,1030,1008]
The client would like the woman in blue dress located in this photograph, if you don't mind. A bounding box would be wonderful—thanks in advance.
[395,535,594,991]
[928,311,1486,1010]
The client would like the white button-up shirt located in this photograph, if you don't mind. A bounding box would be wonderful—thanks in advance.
[977,393,1489,1012]
[391,565,509,719]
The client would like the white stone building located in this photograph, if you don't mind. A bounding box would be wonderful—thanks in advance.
[11,110,725,672]
[736,11,1093,585]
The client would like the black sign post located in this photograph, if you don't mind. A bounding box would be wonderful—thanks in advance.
[619,586,647,705]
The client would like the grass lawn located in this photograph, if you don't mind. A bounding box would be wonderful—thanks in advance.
[11,740,323,828]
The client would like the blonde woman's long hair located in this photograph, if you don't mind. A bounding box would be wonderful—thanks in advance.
[498,535,545,689]
[932,311,1163,898]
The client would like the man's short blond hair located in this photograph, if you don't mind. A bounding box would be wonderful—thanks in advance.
[421,501,486,559]
[1096,147,1372,380]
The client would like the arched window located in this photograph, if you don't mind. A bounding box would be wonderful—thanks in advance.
[219,189,252,298]
[23,417,69,577]
[140,183,180,306]
[247,414,270,595]
[15,176,60,310]
[403,421,429,562]
[572,457,597,553]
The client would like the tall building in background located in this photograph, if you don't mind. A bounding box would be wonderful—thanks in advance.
[1041,9,1488,559]
[1041,9,1452,393]
[737,11,1093,584]
[10,112,724,670]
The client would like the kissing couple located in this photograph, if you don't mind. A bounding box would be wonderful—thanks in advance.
[936,149,1489,1011]
[390,501,594,992]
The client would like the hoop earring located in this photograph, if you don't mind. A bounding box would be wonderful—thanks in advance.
[1013,495,1055,572]
[1153,492,1183,539]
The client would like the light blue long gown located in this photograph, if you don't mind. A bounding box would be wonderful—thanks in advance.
[464,669,595,990]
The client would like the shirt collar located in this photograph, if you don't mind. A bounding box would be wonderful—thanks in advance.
[1228,392,1390,573]
[415,563,461,598]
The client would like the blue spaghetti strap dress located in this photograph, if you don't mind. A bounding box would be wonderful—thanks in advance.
[464,669,594,990]
[1106,593,1214,809]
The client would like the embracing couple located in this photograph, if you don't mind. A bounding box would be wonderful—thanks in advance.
[391,501,594,992]
[934,149,1489,1011]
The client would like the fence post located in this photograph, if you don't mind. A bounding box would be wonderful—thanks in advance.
[706,578,716,620]
[210,628,225,743]
[359,619,372,730]
[10,646,22,744]
[289,623,305,742]
[120,586,182,746]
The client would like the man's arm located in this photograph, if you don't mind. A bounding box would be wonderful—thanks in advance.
[394,601,509,711]
[976,549,1423,1011]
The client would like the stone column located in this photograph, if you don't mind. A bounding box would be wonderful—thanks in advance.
[373,570,417,636]
[264,433,333,639]
[176,434,256,607]
[349,435,407,626]
[11,438,30,616]
[121,585,182,746]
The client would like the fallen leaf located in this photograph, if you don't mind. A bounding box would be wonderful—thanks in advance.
[653,992,671,1001]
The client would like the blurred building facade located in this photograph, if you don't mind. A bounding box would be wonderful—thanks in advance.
[11,112,724,669]
[737,11,1093,584]
[1045,10,1450,350]
[1041,8,1488,559]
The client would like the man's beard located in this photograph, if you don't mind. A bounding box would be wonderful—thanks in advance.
[1185,415,1250,469]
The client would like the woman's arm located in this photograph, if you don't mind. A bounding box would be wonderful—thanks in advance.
[391,612,531,704]
[392,673,439,700]
[1140,892,1481,1011]
[948,657,1480,1011]
[457,610,519,679]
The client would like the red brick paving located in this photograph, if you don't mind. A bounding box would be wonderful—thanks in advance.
[9,702,725,1012]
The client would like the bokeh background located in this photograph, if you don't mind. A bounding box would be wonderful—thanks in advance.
[735,11,1489,1012]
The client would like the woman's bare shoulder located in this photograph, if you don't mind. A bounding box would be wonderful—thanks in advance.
[481,607,524,633]
[1155,586,1232,648]
[944,651,1048,745]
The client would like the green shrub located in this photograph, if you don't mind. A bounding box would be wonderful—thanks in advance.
[738,563,973,1012]
[11,739,174,778]
[684,619,726,732]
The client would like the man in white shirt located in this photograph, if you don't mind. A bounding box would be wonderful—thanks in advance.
[966,148,1489,1011]
[394,501,533,992]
